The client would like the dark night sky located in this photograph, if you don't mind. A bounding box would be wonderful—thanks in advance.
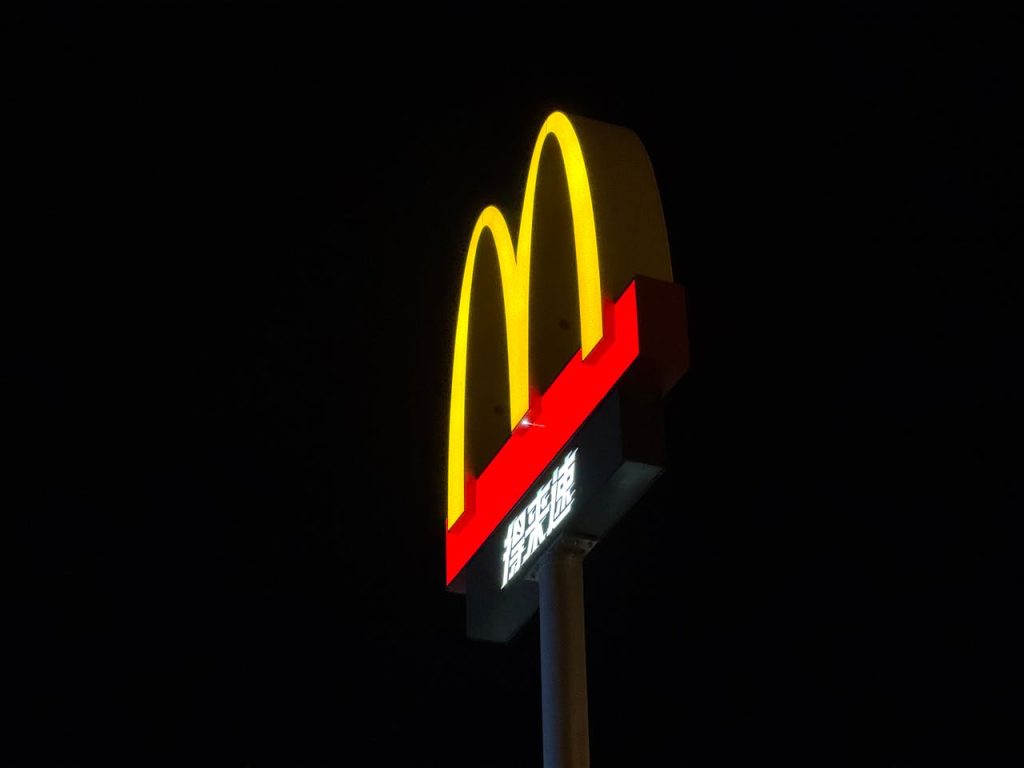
[6,3,1022,766]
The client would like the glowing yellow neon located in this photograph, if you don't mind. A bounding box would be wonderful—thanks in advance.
[448,111,602,529]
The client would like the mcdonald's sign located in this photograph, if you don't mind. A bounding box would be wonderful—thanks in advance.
[447,111,689,641]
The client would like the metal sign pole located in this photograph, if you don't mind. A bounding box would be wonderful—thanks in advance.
[539,538,591,768]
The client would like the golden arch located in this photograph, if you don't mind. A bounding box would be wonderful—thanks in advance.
[447,111,603,529]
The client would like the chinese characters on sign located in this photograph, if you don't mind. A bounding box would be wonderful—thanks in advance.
[500,449,578,588]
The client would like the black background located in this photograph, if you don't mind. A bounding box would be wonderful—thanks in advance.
[7,3,1022,765]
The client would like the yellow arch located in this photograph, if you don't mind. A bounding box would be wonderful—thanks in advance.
[448,111,603,529]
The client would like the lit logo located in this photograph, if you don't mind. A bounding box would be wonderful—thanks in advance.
[446,110,675,587]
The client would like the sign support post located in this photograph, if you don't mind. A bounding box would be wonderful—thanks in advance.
[539,538,592,768]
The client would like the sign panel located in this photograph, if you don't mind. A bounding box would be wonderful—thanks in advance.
[447,111,688,641]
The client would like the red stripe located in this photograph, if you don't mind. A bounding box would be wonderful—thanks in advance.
[446,281,640,584]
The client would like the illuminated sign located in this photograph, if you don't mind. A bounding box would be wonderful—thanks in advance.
[448,110,689,641]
